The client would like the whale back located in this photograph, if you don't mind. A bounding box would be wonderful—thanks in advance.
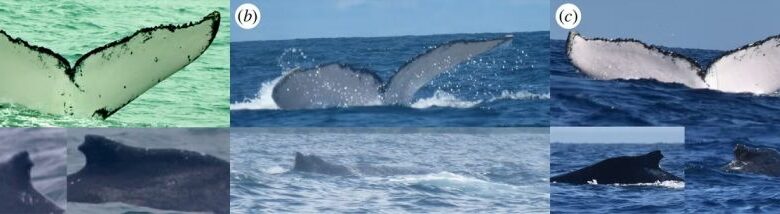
[67,135,229,214]
[551,150,681,185]
[292,152,354,176]
[566,31,708,89]
[727,144,780,177]
[0,152,64,214]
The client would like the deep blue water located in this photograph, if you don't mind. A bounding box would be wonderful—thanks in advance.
[230,128,550,213]
[551,143,685,213]
[686,126,780,213]
[551,39,780,126]
[230,32,549,127]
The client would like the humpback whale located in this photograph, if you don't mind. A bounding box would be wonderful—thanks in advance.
[551,150,683,185]
[0,152,63,214]
[67,135,228,214]
[0,11,220,119]
[292,152,430,177]
[725,144,780,177]
[567,31,780,94]
[272,37,512,109]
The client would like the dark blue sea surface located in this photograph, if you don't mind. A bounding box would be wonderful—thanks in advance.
[551,143,685,213]
[231,32,549,127]
[686,126,780,213]
[230,128,550,213]
[551,39,780,126]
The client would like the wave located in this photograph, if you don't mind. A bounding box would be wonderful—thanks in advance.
[586,180,685,189]
[230,76,548,110]
[410,91,481,109]
[380,171,526,196]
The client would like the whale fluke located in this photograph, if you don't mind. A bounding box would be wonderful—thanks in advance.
[0,151,64,214]
[0,11,220,119]
[272,37,512,109]
[725,144,780,177]
[567,31,780,94]
[67,135,228,214]
[551,150,683,185]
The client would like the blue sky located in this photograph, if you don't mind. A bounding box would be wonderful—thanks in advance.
[231,0,548,41]
[551,0,780,50]
[551,127,684,144]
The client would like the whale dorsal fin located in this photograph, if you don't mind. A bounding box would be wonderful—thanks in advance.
[566,31,708,89]
[704,34,780,94]
[2,151,33,188]
[78,135,130,168]
[638,150,663,168]
[272,64,384,109]
[0,11,220,119]
[383,37,512,104]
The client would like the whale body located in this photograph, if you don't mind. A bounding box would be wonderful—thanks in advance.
[0,151,63,214]
[551,150,683,185]
[725,144,780,177]
[567,31,780,94]
[272,37,512,109]
[67,135,229,214]
[0,11,220,119]
[292,152,430,177]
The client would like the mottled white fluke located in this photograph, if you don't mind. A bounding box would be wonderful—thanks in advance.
[567,31,780,94]
[272,37,512,109]
[0,11,220,119]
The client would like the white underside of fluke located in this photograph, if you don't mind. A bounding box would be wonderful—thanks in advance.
[0,12,220,119]
[568,31,780,95]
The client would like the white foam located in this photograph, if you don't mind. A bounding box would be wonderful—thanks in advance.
[382,171,524,196]
[263,166,287,175]
[613,180,685,189]
[489,90,550,102]
[410,90,481,109]
[229,76,283,110]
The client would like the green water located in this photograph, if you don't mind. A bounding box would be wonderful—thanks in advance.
[0,0,229,127]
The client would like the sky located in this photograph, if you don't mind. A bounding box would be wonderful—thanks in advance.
[551,127,684,144]
[231,0,548,41]
[550,0,780,50]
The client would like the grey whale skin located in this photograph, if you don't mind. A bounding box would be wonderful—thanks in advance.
[0,151,63,214]
[725,144,780,177]
[293,152,430,177]
[551,150,683,185]
[67,135,228,214]
[271,37,512,109]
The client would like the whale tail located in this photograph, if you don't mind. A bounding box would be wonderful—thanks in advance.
[0,11,220,119]
[567,31,780,94]
[271,37,512,109]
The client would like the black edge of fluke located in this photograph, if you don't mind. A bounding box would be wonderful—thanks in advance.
[566,31,707,79]
[70,11,222,83]
[395,36,514,75]
[708,33,780,67]
[0,30,71,70]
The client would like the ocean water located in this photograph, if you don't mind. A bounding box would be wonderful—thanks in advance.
[0,0,230,127]
[551,143,685,213]
[686,126,780,213]
[230,32,550,127]
[550,39,780,126]
[0,128,66,210]
[65,128,229,214]
[230,128,550,213]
